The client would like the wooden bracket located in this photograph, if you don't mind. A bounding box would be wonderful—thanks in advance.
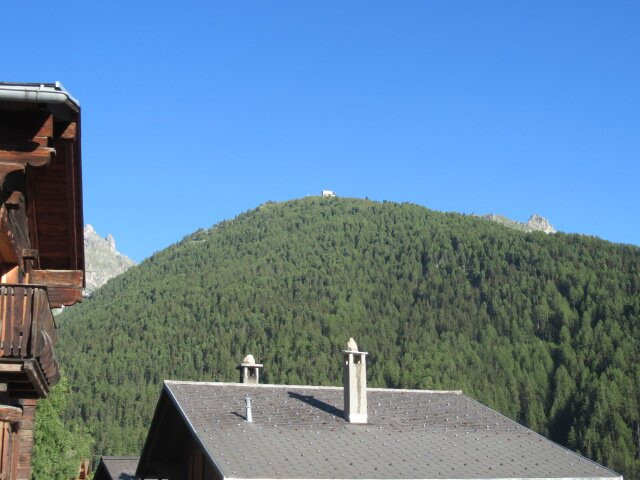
[30,270,84,307]
[0,147,55,167]
[54,122,76,141]
[0,147,55,187]
[22,360,48,398]
[0,404,22,422]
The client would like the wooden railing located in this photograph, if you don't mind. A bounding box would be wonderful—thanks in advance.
[0,284,59,388]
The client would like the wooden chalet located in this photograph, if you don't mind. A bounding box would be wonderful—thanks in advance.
[0,82,84,480]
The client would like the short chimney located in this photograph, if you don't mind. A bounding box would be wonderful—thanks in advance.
[238,354,263,384]
[343,338,368,423]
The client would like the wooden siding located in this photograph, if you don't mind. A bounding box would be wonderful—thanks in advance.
[0,89,85,480]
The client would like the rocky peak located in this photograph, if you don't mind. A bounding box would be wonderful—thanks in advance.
[84,225,135,295]
[106,233,116,252]
[526,214,556,234]
[482,213,556,234]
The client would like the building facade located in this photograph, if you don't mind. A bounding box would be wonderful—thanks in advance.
[0,82,85,479]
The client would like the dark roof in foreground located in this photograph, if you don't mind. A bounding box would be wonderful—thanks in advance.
[94,456,138,480]
[152,381,620,480]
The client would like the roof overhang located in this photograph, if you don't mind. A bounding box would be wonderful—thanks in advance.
[0,82,79,116]
[0,81,84,286]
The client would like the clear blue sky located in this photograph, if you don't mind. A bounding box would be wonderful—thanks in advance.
[3,1,639,261]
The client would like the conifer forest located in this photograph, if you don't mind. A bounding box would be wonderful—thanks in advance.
[52,198,640,479]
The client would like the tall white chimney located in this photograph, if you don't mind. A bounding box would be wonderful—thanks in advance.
[238,354,263,384]
[343,338,368,424]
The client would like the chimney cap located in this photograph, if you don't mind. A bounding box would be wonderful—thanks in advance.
[343,338,368,355]
[238,354,263,368]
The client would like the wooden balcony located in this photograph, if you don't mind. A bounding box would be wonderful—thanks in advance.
[0,284,59,398]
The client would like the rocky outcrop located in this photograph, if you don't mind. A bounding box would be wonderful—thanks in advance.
[482,213,556,234]
[526,214,556,234]
[84,225,135,295]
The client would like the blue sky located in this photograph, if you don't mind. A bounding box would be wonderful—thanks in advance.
[3,1,639,261]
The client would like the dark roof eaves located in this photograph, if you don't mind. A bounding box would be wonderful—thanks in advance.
[135,387,172,476]
[164,380,228,480]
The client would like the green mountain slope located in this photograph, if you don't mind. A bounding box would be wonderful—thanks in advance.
[56,198,640,479]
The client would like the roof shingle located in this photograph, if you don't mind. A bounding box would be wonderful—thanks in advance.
[96,456,138,480]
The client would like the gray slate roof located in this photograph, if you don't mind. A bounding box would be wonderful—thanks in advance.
[97,456,138,480]
[165,381,621,480]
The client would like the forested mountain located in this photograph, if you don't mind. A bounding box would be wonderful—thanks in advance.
[56,197,640,479]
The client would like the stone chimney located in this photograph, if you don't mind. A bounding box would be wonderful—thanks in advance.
[238,354,263,384]
[343,338,368,423]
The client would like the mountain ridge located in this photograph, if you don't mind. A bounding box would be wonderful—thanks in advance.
[57,197,640,479]
[482,213,556,234]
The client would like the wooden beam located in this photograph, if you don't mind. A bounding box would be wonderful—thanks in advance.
[0,147,54,167]
[22,360,48,398]
[0,364,22,373]
[30,270,83,289]
[25,166,40,263]
[0,145,55,185]
[35,114,54,138]
[46,286,82,308]
[0,162,25,186]
[0,405,22,422]
[29,137,49,147]
[60,140,80,270]
[54,122,76,141]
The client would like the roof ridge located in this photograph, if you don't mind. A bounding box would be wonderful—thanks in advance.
[163,380,462,394]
